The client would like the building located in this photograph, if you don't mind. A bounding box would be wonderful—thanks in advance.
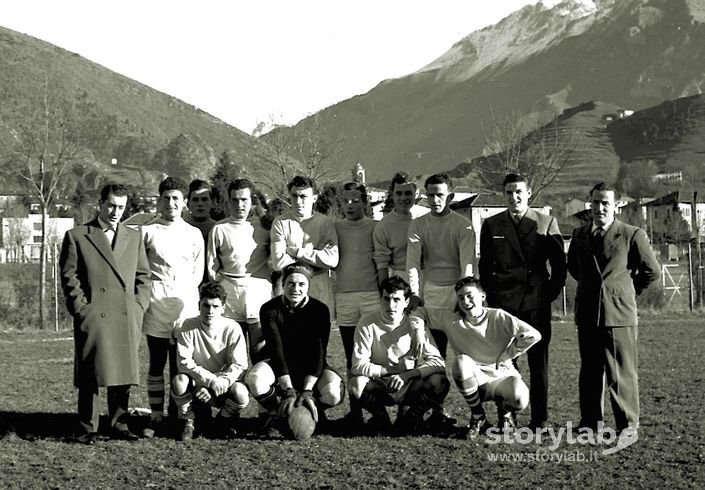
[0,215,74,263]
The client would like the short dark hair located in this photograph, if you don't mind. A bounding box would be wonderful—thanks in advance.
[454,276,484,318]
[100,183,129,202]
[424,173,452,190]
[589,182,620,201]
[454,276,484,293]
[158,176,188,196]
[228,178,255,197]
[380,275,411,299]
[502,173,529,188]
[287,175,315,193]
[341,181,368,203]
[390,171,416,193]
[187,179,212,200]
[199,281,227,303]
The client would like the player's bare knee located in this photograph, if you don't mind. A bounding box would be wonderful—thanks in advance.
[348,375,370,400]
[244,362,275,396]
[452,354,477,380]
[229,381,250,406]
[171,374,190,395]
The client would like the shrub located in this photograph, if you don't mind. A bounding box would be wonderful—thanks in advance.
[0,264,72,331]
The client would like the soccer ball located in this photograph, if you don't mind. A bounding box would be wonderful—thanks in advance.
[287,405,316,441]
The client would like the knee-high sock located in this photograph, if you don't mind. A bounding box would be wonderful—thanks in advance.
[147,374,165,417]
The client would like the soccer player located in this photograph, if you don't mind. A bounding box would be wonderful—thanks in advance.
[373,171,429,286]
[172,281,249,441]
[406,172,475,431]
[207,178,271,362]
[334,181,379,427]
[349,276,449,435]
[270,176,338,312]
[443,276,541,440]
[245,263,343,438]
[185,179,216,243]
[141,177,205,438]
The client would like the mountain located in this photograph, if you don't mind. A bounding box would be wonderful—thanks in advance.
[0,25,266,194]
[267,0,705,184]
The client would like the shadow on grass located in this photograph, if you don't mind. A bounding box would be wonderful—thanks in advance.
[0,411,410,442]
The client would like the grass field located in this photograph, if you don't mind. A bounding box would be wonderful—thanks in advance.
[1,319,703,489]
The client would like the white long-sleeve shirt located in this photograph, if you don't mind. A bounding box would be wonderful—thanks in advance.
[176,316,248,388]
[440,308,541,366]
[270,211,339,273]
[351,311,445,379]
[207,217,270,281]
[141,217,204,288]
[406,211,475,294]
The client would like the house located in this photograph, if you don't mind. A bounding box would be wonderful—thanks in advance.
[640,191,705,239]
[0,215,74,263]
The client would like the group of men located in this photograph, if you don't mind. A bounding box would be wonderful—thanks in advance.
[59,170,660,444]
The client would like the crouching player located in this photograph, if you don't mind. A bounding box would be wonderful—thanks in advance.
[171,282,249,441]
[349,276,449,435]
[245,263,343,438]
[442,277,541,440]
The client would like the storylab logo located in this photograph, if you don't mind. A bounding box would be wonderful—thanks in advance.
[485,422,638,455]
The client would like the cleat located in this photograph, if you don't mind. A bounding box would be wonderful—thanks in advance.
[466,415,492,441]
[425,410,457,435]
[366,410,392,435]
[179,420,195,442]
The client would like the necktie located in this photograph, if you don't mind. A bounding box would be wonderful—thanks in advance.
[591,227,605,257]
[105,227,116,249]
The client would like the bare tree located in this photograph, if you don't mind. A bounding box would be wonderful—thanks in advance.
[3,217,32,263]
[251,113,346,199]
[480,107,579,202]
[9,80,84,329]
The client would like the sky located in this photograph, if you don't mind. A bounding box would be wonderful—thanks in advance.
[1,0,539,134]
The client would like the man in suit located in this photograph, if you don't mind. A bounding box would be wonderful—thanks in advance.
[567,182,660,435]
[479,174,566,431]
[60,183,151,444]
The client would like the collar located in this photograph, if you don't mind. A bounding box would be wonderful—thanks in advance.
[591,219,614,234]
[97,217,116,232]
[281,295,309,311]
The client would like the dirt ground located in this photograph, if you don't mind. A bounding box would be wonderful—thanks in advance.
[1,319,703,489]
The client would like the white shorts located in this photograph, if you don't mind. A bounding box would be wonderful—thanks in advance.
[476,363,522,400]
[335,291,379,326]
[420,282,457,330]
[143,280,199,338]
[220,276,272,323]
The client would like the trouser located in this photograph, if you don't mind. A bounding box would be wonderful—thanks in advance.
[515,307,552,425]
[577,325,639,431]
[77,384,131,434]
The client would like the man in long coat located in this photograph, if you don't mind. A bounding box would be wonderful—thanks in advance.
[60,183,151,443]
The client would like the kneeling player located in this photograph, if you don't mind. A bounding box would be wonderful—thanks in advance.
[172,282,249,441]
[349,276,449,435]
[442,277,541,440]
[245,263,343,438]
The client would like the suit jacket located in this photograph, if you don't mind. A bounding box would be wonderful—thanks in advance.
[479,209,567,314]
[567,219,660,327]
[59,218,151,387]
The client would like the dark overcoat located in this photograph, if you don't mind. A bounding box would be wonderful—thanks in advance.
[479,209,567,314]
[59,218,151,387]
